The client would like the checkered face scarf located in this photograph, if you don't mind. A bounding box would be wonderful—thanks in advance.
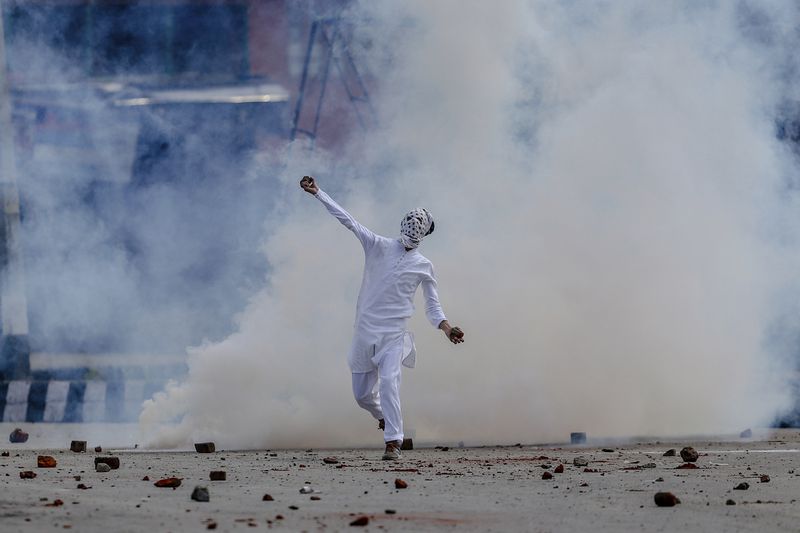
[400,208,433,249]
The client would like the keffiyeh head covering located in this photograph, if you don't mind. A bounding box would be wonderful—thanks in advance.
[400,208,434,249]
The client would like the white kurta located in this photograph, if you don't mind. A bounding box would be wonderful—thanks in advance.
[315,189,447,372]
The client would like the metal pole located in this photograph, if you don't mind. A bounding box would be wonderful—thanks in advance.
[0,1,30,379]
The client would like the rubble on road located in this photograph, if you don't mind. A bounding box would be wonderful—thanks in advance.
[19,470,36,479]
[70,441,87,453]
[209,471,226,481]
[654,492,680,507]
[191,486,210,502]
[573,457,589,467]
[94,457,120,470]
[194,442,216,453]
[679,447,699,462]
[154,477,182,488]
[37,455,57,468]
[394,478,408,489]
[95,463,111,473]
[9,428,29,443]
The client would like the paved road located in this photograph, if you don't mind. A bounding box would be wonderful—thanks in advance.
[1,426,798,532]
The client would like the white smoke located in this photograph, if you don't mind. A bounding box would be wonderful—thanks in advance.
[140,0,799,448]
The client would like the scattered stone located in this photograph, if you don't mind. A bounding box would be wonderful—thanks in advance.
[94,457,120,470]
[206,521,217,530]
[74,476,81,481]
[9,428,29,443]
[45,499,64,507]
[663,449,676,457]
[142,476,150,481]
[655,477,664,482]
[322,457,339,464]
[310,496,321,501]
[209,471,226,481]
[679,447,699,462]
[733,482,749,490]
[579,482,589,487]
[1,451,8,456]
[299,486,315,494]
[554,464,564,474]
[350,516,369,526]
[726,499,736,506]
[288,505,299,510]
[262,494,274,501]
[570,432,587,444]
[37,455,57,468]
[542,471,553,480]
[154,477,182,488]
[573,457,589,467]
[602,448,614,453]
[395,478,408,489]
[95,463,111,473]
[191,486,210,502]
[760,475,770,483]
[654,492,681,507]
[740,428,753,439]
[401,438,413,451]
[69,441,87,453]
[385,509,396,514]
[676,463,698,469]
[19,471,36,479]
[641,463,657,469]
[77,484,90,490]
[194,442,216,453]
[94,446,102,453]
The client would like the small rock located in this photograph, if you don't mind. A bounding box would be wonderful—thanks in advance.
[206,521,217,530]
[95,463,111,473]
[289,505,299,510]
[679,447,699,462]
[262,494,274,501]
[663,449,676,457]
[77,483,89,490]
[654,492,681,507]
[94,446,102,453]
[194,442,215,453]
[191,486,210,502]
[573,457,589,467]
[726,499,736,506]
[45,499,64,507]
[602,448,614,453]
[641,463,657,469]
[154,477,182,488]
[554,464,564,474]
[740,428,753,439]
[759,475,770,483]
[19,471,36,479]
[350,516,369,526]
[401,438,413,451]
[1,451,8,456]
[9,428,29,443]
[395,478,408,489]
[142,476,150,481]
[37,455,57,468]
[69,441,87,453]
[733,482,749,490]
[676,463,698,469]
[299,486,314,494]
[655,477,664,482]
[385,509,396,514]
[209,471,226,481]
[322,457,339,464]
[542,471,553,480]
[310,495,321,501]
[94,457,120,470]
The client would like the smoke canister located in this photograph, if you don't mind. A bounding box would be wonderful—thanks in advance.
[570,432,587,444]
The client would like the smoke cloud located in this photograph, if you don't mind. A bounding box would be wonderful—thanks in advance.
[139,0,800,448]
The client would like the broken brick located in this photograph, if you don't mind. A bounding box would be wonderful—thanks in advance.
[394,478,408,489]
[654,492,680,507]
[94,457,120,470]
[209,471,226,481]
[69,441,87,453]
[20,471,36,479]
[154,477,182,488]
[194,442,215,453]
[37,456,57,468]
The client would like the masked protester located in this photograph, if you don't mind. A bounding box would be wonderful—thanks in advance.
[301,176,464,460]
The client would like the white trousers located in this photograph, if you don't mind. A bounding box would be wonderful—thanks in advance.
[350,331,404,443]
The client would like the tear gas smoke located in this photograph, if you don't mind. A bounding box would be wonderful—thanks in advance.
[140,0,800,448]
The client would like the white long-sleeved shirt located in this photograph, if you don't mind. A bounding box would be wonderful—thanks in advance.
[315,189,447,335]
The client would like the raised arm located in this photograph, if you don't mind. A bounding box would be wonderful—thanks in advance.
[301,176,377,251]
